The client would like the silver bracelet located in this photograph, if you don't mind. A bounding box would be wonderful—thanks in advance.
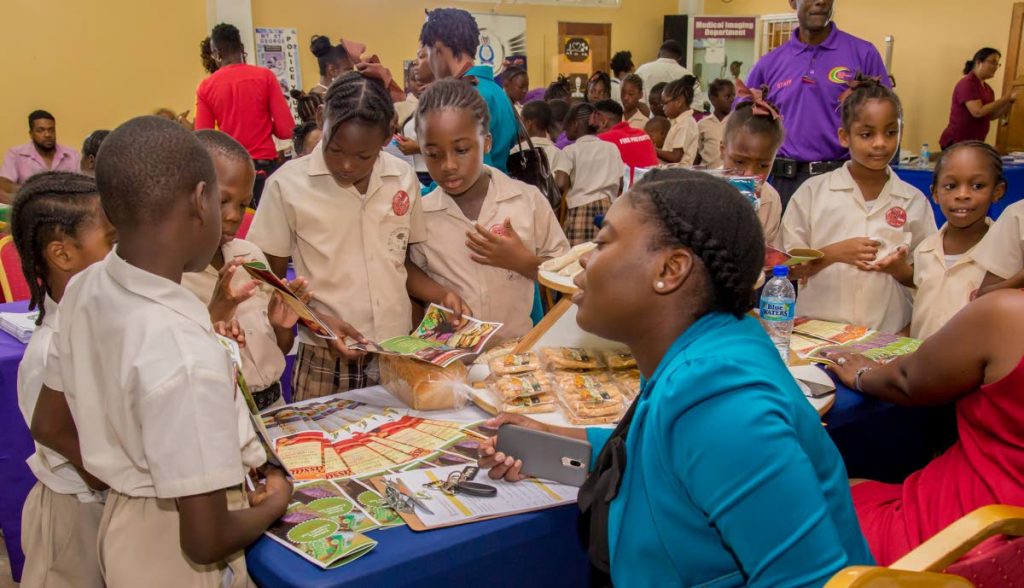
[854,367,873,392]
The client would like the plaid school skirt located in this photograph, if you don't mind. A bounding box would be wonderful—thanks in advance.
[563,197,611,246]
[291,343,379,402]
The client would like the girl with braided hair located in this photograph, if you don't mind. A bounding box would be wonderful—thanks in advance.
[562,102,624,245]
[247,70,467,400]
[12,171,115,587]
[782,76,936,333]
[409,79,569,342]
[479,168,872,586]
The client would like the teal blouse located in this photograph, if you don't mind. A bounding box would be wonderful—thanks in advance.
[586,312,873,587]
[466,65,517,173]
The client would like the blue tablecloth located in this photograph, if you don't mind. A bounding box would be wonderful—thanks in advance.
[0,289,953,584]
[245,367,955,588]
[894,163,1024,226]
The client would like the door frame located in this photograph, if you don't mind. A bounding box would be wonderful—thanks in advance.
[996,2,1024,152]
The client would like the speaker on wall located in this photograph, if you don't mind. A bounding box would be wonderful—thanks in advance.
[662,15,690,67]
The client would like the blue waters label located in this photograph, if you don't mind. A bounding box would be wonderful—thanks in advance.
[760,298,795,321]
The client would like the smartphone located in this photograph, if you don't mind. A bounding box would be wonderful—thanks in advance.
[495,425,592,487]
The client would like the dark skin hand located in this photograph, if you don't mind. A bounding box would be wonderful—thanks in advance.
[179,466,292,564]
[31,387,107,490]
[466,219,543,280]
[480,194,707,481]
[826,289,1024,407]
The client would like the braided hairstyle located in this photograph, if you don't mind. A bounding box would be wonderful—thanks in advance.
[415,78,490,138]
[10,172,103,324]
[630,168,764,316]
[292,121,320,155]
[323,71,395,143]
[420,8,479,59]
[724,101,786,150]
[565,102,599,137]
[663,75,697,108]
[289,89,324,124]
[931,140,1006,193]
[840,74,902,130]
[310,35,352,76]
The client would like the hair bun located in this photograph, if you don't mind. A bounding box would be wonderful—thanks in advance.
[310,35,332,58]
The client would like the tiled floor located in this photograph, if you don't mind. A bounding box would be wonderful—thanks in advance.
[0,533,17,588]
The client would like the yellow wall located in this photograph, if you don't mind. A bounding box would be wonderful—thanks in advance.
[0,0,208,158]
[704,0,1020,150]
[251,0,680,97]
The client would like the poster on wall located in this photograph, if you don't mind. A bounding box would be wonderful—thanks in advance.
[255,27,302,116]
[559,36,592,99]
[690,16,757,99]
[472,13,527,78]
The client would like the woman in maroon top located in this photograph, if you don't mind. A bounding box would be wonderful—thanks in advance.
[939,48,1017,149]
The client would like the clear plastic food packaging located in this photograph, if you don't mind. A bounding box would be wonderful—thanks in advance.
[379,355,471,411]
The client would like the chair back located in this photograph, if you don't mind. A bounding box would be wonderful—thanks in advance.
[0,235,30,302]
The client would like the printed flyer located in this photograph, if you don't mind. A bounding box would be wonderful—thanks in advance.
[353,304,502,367]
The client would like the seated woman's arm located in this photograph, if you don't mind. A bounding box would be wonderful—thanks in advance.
[829,289,1024,407]
[673,393,863,586]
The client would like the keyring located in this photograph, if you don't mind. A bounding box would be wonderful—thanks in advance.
[837,357,847,366]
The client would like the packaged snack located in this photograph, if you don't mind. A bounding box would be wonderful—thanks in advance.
[539,242,597,274]
[610,369,642,398]
[379,355,471,411]
[555,372,624,420]
[493,372,556,401]
[601,349,636,370]
[473,337,522,365]
[502,393,558,414]
[489,352,541,375]
[541,347,601,370]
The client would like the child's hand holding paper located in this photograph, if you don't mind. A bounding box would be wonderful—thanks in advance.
[269,276,312,330]
[210,257,261,323]
[821,237,881,271]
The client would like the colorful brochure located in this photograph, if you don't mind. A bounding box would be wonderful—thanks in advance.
[764,246,825,268]
[789,318,921,364]
[266,498,377,568]
[242,260,337,340]
[352,304,503,367]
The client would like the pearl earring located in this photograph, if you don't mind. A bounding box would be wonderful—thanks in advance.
[656,281,665,289]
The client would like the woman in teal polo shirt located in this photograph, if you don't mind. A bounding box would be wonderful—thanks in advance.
[481,169,872,587]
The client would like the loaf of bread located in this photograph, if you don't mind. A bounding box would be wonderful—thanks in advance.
[379,355,470,411]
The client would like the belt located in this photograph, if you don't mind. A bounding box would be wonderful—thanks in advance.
[253,159,276,167]
[772,157,845,179]
[251,381,282,410]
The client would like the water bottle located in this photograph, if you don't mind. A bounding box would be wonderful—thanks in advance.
[760,266,796,365]
[920,143,931,168]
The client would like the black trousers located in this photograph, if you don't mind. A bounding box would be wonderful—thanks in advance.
[252,159,282,208]
[768,169,815,212]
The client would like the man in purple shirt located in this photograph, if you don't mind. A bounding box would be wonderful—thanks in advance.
[0,110,81,202]
[745,0,890,208]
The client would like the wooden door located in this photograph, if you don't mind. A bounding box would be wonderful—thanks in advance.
[997,3,1024,153]
[556,22,612,92]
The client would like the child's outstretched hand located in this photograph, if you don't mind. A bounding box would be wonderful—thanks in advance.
[467,219,539,279]
[316,312,370,361]
[210,258,260,323]
[214,318,247,348]
[867,245,914,287]
[394,135,420,156]
[268,277,312,330]
[822,238,880,271]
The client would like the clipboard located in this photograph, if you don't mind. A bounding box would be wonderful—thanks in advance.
[367,474,575,532]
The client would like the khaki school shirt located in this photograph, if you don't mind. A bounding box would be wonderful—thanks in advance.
[181,239,286,391]
[697,114,726,169]
[564,135,624,209]
[247,145,426,345]
[43,252,265,499]
[911,222,990,339]
[410,169,570,341]
[973,200,1024,279]
[664,110,700,168]
[782,163,937,333]
[627,110,650,131]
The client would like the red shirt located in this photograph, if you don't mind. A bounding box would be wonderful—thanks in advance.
[195,64,295,160]
[598,122,659,172]
[939,73,995,148]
